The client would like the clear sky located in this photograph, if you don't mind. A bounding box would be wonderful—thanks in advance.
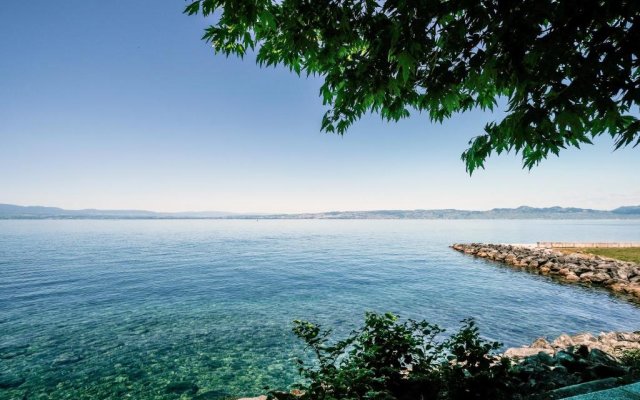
[1,1,638,213]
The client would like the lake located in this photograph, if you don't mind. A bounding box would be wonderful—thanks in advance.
[1,219,640,399]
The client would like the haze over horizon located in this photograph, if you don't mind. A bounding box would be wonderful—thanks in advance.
[1,202,639,216]
[2,1,639,214]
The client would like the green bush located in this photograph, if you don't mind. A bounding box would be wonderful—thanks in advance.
[269,312,517,400]
[439,319,514,399]
[621,349,640,379]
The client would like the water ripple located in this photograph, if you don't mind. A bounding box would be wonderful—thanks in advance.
[1,219,640,399]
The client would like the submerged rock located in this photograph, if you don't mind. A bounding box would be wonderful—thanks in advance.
[166,381,199,395]
[0,373,25,389]
[0,344,29,360]
[194,389,231,399]
[52,353,84,365]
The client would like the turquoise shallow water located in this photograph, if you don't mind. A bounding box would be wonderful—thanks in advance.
[2,219,640,399]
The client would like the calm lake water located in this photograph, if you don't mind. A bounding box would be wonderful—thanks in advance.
[2,219,640,399]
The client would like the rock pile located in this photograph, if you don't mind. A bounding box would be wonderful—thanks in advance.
[451,243,640,301]
[504,331,640,359]
[502,332,640,398]
[507,345,634,398]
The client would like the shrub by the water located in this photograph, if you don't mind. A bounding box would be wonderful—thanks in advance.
[621,349,640,379]
[268,312,640,400]
[269,312,518,400]
[439,319,514,399]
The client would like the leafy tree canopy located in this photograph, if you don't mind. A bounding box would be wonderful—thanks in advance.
[185,0,639,172]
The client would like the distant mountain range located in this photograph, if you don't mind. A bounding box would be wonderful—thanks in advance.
[1,204,639,219]
[0,204,236,219]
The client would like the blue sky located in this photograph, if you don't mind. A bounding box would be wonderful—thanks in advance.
[1,1,638,213]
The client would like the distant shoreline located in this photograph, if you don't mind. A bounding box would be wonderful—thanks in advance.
[3,217,640,221]
[1,203,640,220]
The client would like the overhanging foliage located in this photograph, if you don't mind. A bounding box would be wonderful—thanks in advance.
[185,0,639,172]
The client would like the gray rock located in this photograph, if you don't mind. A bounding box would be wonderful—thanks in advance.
[565,273,580,282]
[553,334,575,348]
[576,265,594,275]
[531,337,553,349]
[536,351,556,365]
[590,272,612,284]
[555,350,577,368]
[504,347,550,358]
[580,272,595,282]
[571,333,596,344]
[588,348,618,365]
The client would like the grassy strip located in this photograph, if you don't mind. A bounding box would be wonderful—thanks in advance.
[559,247,640,263]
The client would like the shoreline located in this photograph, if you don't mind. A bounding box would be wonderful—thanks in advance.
[505,331,640,359]
[451,243,640,302]
[237,331,640,400]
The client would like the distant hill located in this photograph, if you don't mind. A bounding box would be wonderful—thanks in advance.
[0,204,236,219]
[254,205,640,219]
[611,206,640,215]
[1,203,639,219]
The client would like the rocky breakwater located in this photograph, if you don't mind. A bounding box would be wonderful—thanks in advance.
[502,331,640,398]
[451,243,640,301]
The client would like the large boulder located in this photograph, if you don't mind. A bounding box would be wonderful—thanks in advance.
[504,347,553,359]
[565,273,580,282]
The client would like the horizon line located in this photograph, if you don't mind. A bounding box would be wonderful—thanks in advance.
[1,202,638,216]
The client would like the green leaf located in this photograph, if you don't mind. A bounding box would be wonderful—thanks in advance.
[187,0,640,173]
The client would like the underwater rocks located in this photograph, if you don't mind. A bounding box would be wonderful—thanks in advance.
[0,344,29,360]
[165,380,199,395]
[451,243,640,301]
[52,353,84,366]
[0,372,25,389]
[194,390,233,399]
